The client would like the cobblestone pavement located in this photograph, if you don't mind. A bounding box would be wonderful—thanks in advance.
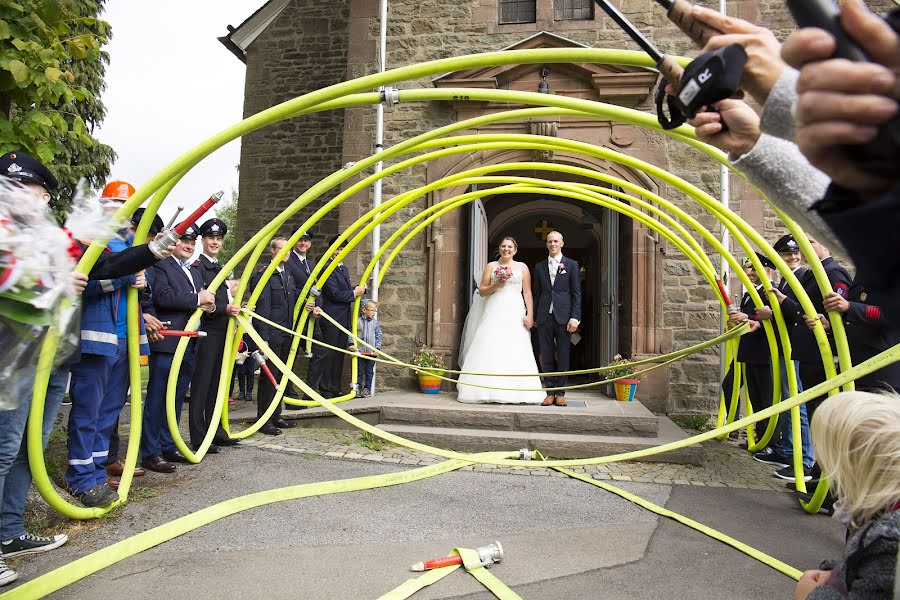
[236,425,790,492]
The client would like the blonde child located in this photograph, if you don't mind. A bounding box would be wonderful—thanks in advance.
[795,391,900,599]
[348,299,382,397]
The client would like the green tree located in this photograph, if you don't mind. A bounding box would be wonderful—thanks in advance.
[217,187,238,268]
[0,0,115,220]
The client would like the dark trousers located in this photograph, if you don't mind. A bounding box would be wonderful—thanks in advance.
[235,360,255,399]
[357,357,375,393]
[721,362,774,432]
[310,319,346,397]
[189,332,229,447]
[141,346,195,458]
[799,361,829,420]
[537,319,570,396]
[257,334,291,424]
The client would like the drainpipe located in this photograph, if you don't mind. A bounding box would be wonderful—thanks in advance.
[718,0,731,401]
[369,0,388,394]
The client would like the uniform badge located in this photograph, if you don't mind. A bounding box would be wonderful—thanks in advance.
[7,163,21,174]
[834,282,848,298]
[860,292,868,302]
[211,224,220,232]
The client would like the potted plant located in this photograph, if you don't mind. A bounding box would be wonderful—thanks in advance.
[412,345,446,394]
[607,354,641,401]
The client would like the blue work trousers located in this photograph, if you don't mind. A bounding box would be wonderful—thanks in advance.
[141,346,195,457]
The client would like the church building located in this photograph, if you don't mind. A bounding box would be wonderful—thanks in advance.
[218,0,881,415]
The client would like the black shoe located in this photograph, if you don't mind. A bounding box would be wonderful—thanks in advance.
[274,419,296,429]
[774,465,813,482]
[74,484,118,508]
[793,490,836,515]
[259,424,282,436]
[193,444,220,454]
[0,532,68,558]
[162,450,190,464]
[214,436,240,447]
[753,448,790,467]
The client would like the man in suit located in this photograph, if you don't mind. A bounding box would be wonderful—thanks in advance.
[307,235,365,399]
[188,219,240,452]
[286,232,315,302]
[285,231,320,395]
[251,237,301,435]
[532,231,581,407]
[141,224,215,473]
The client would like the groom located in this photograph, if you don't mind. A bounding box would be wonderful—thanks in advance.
[532,231,581,407]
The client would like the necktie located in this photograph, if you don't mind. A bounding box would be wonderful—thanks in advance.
[549,258,557,286]
[181,261,196,293]
[301,258,309,275]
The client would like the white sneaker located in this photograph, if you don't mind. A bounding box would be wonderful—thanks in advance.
[0,558,17,586]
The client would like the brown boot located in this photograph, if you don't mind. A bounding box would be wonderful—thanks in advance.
[541,395,555,406]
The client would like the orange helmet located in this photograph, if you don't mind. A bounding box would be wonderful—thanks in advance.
[100,180,135,201]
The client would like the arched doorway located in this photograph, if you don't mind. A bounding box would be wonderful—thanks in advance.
[480,193,613,386]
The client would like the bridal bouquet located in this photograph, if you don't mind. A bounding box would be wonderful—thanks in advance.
[492,264,513,283]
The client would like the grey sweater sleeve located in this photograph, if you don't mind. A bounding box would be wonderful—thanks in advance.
[731,133,844,253]
[760,67,800,142]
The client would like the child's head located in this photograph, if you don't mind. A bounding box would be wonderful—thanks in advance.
[811,391,900,528]
[362,300,378,316]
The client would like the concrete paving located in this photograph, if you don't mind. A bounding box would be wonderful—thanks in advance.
[6,441,843,599]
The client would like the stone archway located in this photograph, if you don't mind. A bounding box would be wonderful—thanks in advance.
[422,148,671,411]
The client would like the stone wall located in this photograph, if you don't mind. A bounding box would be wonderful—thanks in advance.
[236,0,352,259]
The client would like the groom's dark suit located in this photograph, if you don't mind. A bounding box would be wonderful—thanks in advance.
[532,255,581,398]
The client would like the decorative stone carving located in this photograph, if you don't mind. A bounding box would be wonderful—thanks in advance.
[529,120,559,161]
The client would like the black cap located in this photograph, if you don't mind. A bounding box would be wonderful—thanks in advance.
[299,231,312,241]
[754,252,776,270]
[131,208,164,236]
[178,223,201,240]
[327,234,345,248]
[773,234,800,253]
[199,218,228,237]
[0,151,58,192]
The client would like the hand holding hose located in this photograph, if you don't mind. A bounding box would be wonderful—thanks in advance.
[687,98,761,156]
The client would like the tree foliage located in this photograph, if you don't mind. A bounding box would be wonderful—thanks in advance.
[217,185,239,269]
[0,0,115,220]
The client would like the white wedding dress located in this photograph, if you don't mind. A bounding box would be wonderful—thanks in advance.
[456,262,546,404]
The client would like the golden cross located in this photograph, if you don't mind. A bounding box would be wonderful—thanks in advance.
[534,219,554,240]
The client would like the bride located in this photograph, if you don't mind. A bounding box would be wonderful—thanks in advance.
[457,237,546,404]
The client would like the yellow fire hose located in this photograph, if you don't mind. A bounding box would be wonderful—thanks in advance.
[16,46,898,597]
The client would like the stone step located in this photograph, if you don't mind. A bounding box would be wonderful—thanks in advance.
[381,401,659,437]
[379,417,704,465]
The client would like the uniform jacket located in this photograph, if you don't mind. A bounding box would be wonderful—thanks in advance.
[780,257,852,361]
[841,277,900,390]
[79,238,150,357]
[817,180,900,322]
[250,266,297,341]
[286,251,316,300]
[533,255,582,326]
[147,256,204,354]
[736,285,771,365]
[321,261,357,329]
[193,254,230,335]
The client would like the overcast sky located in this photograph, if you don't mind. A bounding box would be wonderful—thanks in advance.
[96,1,259,223]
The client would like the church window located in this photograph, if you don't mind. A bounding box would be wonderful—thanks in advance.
[554,0,593,20]
[499,0,537,24]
